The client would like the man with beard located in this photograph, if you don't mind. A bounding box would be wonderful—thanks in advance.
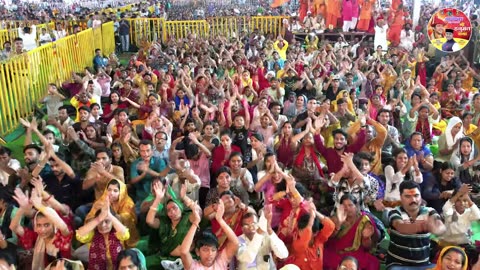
[386,181,446,269]
[399,22,415,52]
[40,143,80,210]
[13,144,51,190]
[313,127,367,174]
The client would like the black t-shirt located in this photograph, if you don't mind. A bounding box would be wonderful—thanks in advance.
[230,126,252,163]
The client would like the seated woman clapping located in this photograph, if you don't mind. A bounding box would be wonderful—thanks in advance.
[76,198,130,270]
[84,179,139,248]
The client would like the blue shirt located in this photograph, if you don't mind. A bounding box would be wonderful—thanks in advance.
[130,156,166,202]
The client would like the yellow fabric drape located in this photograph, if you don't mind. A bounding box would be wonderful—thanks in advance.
[85,179,139,248]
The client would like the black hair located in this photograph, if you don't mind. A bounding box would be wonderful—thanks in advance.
[241,212,257,223]
[219,130,231,138]
[90,103,100,110]
[269,101,282,110]
[340,193,358,205]
[228,151,243,162]
[58,105,69,112]
[298,213,323,233]
[216,166,231,178]
[195,230,219,249]
[107,179,121,189]
[440,161,456,172]
[462,111,474,120]
[139,140,153,148]
[78,105,91,113]
[332,128,348,139]
[399,181,421,195]
[376,108,391,119]
[0,146,12,156]
[24,144,42,154]
[185,143,199,160]
[116,249,143,270]
[95,147,113,159]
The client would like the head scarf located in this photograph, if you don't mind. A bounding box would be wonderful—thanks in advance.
[430,246,468,270]
[85,179,138,248]
[32,211,58,270]
[130,248,147,270]
[445,117,464,150]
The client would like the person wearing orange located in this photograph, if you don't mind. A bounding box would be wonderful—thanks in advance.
[357,0,375,31]
[311,0,326,18]
[387,6,407,47]
[429,16,446,40]
[288,200,335,270]
[325,0,341,30]
[299,0,310,23]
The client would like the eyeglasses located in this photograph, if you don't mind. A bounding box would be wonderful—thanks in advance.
[156,137,167,141]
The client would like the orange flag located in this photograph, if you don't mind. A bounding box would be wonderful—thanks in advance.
[271,0,290,8]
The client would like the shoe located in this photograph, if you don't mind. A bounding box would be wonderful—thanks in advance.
[161,258,183,270]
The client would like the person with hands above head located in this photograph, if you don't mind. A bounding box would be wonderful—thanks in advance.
[236,204,289,270]
[10,187,73,270]
[324,194,381,270]
[313,122,367,174]
[288,199,335,270]
[386,181,447,269]
[180,199,239,270]
[329,152,371,212]
[145,181,202,268]
[76,198,130,270]
[436,184,480,265]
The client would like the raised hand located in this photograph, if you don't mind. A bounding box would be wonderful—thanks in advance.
[190,201,201,225]
[215,199,225,221]
[336,205,347,224]
[264,204,273,224]
[30,187,43,208]
[30,176,45,195]
[180,183,187,200]
[340,152,354,166]
[153,181,166,201]
[13,188,31,210]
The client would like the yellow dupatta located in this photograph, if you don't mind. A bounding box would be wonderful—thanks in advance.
[85,179,139,248]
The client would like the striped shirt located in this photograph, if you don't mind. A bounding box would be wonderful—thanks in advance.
[386,206,438,267]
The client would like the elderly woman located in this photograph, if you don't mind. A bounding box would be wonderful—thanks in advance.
[145,181,202,269]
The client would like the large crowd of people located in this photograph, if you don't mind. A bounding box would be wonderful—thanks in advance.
[1,0,480,270]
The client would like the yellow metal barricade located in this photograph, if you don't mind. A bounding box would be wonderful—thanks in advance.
[0,22,114,137]
[102,22,115,56]
[249,16,286,37]
[163,20,208,41]
[93,27,104,53]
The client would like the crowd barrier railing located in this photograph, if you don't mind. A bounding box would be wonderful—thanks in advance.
[127,16,287,46]
[0,22,115,137]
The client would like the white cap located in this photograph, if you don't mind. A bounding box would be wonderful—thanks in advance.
[266,71,275,77]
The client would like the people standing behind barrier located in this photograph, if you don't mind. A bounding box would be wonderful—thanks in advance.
[18,23,37,51]
[52,22,67,41]
[39,28,53,45]
[119,13,130,52]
